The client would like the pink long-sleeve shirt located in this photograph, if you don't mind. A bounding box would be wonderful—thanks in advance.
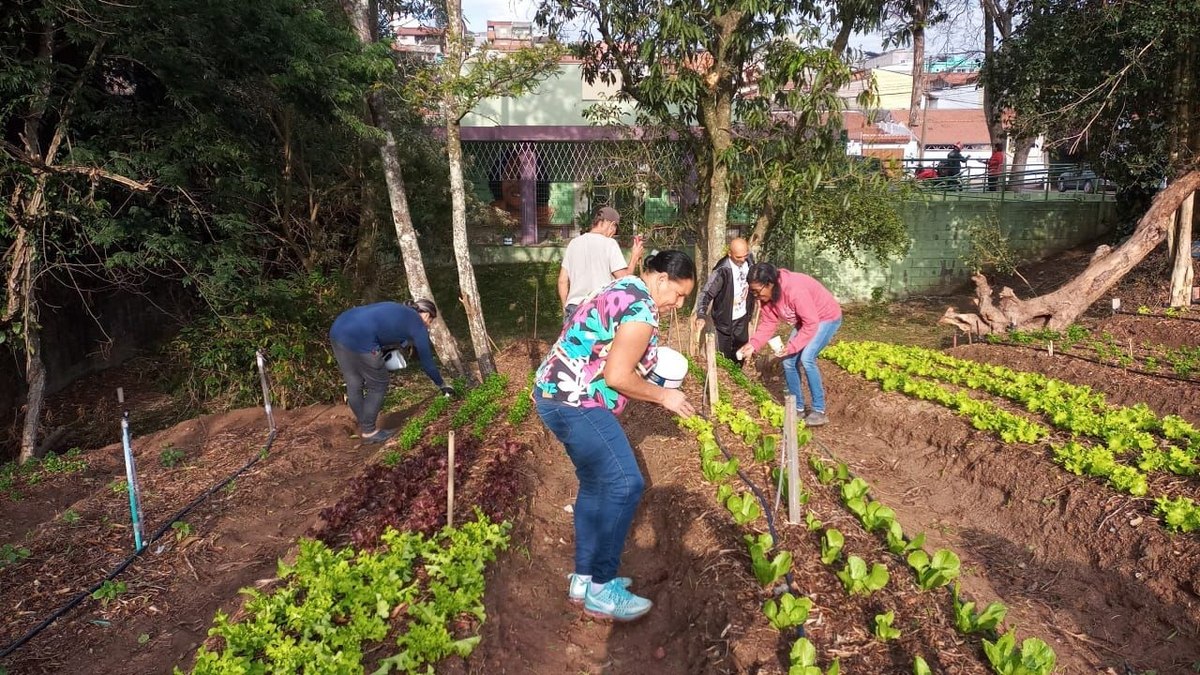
[749,270,842,356]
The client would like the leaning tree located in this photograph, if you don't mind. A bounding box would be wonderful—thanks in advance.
[941,0,1200,334]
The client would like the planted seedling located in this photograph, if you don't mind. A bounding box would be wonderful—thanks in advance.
[381,450,403,467]
[913,656,932,675]
[91,580,128,606]
[859,501,896,533]
[908,549,961,590]
[755,434,779,463]
[885,521,925,556]
[716,483,734,504]
[820,529,844,565]
[172,521,193,541]
[725,492,762,525]
[788,637,840,675]
[952,583,1007,634]
[805,511,823,532]
[159,444,186,468]
[810,455,837,485]
[836,556,889,595]
[983,630,1056,675]
[701,456,739,483]
[61,509,81,525]
[109,480,128,495]
[745,533,792,587]
[872,611,901,641]
[0,543,31,568]
[762,592,811,631]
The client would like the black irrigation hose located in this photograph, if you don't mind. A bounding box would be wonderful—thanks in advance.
[987,342,1200,385]
[696,412,804,641]
[0,429,278,660]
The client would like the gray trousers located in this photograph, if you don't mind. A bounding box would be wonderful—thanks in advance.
[331,340,389,434]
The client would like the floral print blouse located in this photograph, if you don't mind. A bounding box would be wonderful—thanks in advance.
[535,276,659,413]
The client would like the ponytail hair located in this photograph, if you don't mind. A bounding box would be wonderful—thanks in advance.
[747,263,782,303]
[643,249,696,281]
[407,298,439,319]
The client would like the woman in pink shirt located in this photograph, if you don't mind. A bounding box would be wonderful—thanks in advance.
[736,263,842,426]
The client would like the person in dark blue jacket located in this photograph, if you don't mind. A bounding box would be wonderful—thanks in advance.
[329,298,454,443]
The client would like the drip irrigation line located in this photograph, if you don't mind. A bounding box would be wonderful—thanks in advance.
[0,429,278,661]
[987,342,1200,385]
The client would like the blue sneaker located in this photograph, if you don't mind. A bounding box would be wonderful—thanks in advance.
[568,573,631,604]
[583,579,652,621]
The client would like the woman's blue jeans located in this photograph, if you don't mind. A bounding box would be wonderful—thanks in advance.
[536,398,644,584]
[781,318,842,413]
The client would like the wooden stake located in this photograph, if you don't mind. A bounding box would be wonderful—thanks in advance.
[1129,338,1134,360]
[953,332,958,348]
[1048,341,1054,357]
[705,333,718,412]
[784,395,801,525]
[447,431,456,528]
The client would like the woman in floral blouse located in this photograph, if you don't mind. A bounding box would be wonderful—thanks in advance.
[534,249,696,622]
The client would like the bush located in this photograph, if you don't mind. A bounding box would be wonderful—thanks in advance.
[169,272,350,410]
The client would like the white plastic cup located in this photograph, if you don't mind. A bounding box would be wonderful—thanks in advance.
[768,336,784,354]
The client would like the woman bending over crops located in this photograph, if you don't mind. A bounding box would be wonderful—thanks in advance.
[737,263,842,427]
[534,250,696,622]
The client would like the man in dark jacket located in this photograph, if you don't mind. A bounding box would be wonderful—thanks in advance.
[694,238,754,364]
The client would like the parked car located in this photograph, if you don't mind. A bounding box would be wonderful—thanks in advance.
[1057,167,1116,193]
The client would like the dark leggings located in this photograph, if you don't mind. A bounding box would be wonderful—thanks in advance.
[331,340,389,434]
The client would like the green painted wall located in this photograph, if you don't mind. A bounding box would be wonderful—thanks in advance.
[792,196,1117,302]
[462,63,637,128]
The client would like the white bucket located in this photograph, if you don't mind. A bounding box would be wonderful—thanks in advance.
[647,346,688,389]
[383,349,408,371]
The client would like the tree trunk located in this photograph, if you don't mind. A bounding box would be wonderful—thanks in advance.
[908,4,928,125]
[340,0,465,377]
[941,171,1200,334]
[444,0,495,378]
[981,4,1004,144]
[18,275,46,465]
[1169,192,1195,307]
[701,97,733,282]
[1009,137,1035,190]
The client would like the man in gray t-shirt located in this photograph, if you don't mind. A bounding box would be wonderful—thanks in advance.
[558,206,644,324]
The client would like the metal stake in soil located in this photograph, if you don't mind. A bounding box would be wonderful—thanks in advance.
[256,350,276,434]
[705,333,718,413]
[117,387,145,551]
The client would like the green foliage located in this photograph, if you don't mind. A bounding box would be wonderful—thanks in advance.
[109,479,129,495]
[171,521,193,541]
[398,395,453,452]
[819,528,844,566]
[872,611,901,641]
[451,374,508,439]
[836,556,889,595]
[91,580,128,605]
[507,372,536,426]
[763,592,812,631]
[885,521,925,557]
[1153,496,1200,533]
[990,0,1197,188]
[0,543,31,568]
[907,549,961,591]
[159,444,186,469]
[788,637,840,675]
[961,214,1019,276]
[184,512,510,674]
[913,656,932,675]
[170,272,349,410]
[724,491,762,526]
[0,449,88,498]
[745,533,792,587]
[805,511,823,532]
[982,630,1056,675]
[952,583,1008,635]
[61,509,81,525]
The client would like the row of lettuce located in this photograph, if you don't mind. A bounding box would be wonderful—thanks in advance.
[677,354,1056,675]
[183,373,525,674]
[823,341,1200,533]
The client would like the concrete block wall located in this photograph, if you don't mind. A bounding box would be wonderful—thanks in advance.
[793,197,1116,302]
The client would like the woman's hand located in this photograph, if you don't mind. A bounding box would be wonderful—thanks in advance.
[736,344,755,361]
[660,388,695,418]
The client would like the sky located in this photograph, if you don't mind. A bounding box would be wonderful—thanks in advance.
[460,0,985,56]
